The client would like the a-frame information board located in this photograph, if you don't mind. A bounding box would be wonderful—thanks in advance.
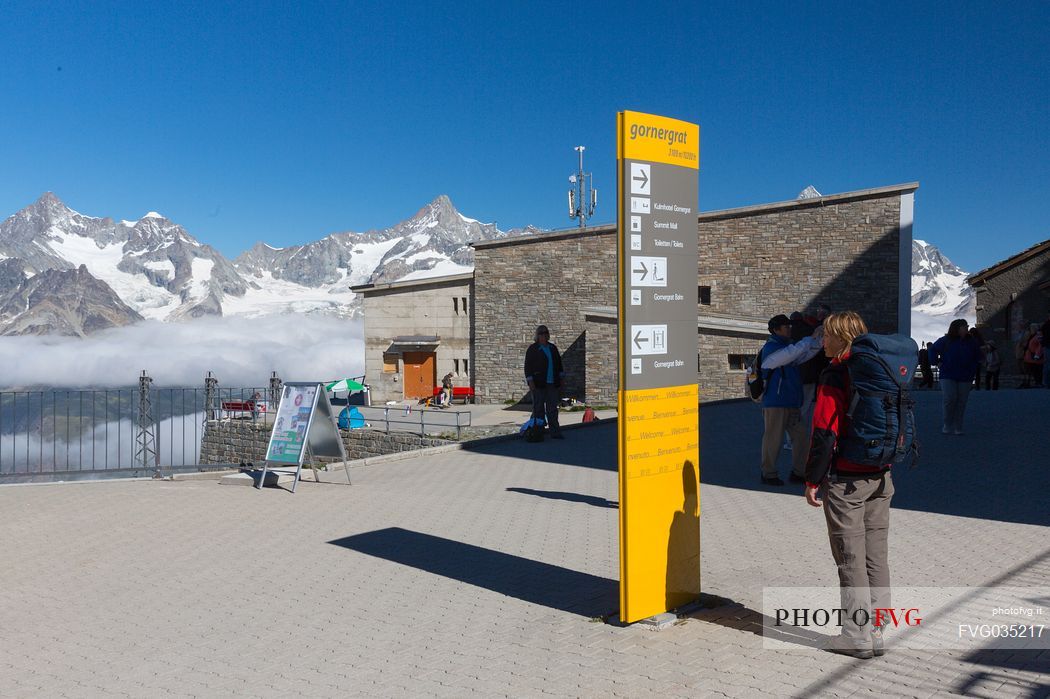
[616,111,701,623]
[260,382,351,493]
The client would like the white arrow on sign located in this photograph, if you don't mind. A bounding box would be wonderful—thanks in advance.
[631,324,668,356]
[630,163,651,195]
[630,256,666,287]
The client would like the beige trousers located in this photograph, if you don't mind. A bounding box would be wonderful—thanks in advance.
[824,472,894,642]
[760,407,809,478]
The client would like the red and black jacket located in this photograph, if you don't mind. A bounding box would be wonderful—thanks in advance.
[805,353,890,487]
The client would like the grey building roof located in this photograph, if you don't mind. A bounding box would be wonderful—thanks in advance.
[471,182,920,251]
[695,182,919,222]
[967,237,1050,286]
[350,272,474,295]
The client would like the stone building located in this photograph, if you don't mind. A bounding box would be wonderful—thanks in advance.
[472,182,916,404]
[968,238,1050,359]
[351,273,473,403]
[357,182,917,405]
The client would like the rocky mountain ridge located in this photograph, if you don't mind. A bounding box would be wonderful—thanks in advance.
[0,260,143,337]
[0,193,533,333]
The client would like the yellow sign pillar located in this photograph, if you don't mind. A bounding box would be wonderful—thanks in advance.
[617,111,701,623]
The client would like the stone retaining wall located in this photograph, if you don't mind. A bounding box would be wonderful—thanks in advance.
[200,420,451,465]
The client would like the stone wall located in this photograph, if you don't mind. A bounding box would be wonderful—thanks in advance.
[583,314,618,405]
[473,228,617,404]
[472,188,911,404]
[200,420,450,466]
[697,330,766,403]
[358,275,473,403]
[972,242,1050,373]
[697,195,905,333]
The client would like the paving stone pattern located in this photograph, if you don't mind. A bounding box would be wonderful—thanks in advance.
[1,390,1047,697]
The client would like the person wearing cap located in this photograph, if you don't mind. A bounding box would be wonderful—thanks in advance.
[758,314,823,485]
[524,325,565,439]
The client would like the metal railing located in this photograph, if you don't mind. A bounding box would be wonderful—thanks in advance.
[0,386,273,481]
[351,405,472,439]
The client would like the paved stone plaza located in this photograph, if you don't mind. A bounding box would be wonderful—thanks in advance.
[1,390,1047,697]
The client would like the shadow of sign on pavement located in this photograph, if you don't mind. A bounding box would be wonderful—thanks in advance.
[506,486,618,508]
[329,527,618,617]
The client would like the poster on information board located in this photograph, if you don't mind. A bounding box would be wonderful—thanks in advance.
[265,384,319,464]
[259,382,350,492]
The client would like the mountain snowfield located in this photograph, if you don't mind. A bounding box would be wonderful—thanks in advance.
[0,191,975,345]
[910,239,976,345]
[0,193,530,333]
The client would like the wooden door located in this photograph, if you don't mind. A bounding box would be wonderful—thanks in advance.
[403,352,436,399]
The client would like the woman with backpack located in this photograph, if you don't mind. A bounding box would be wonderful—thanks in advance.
[803,310,900,659]
[929,319,981,435]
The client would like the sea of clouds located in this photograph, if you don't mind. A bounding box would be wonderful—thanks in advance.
[0,314,364,388]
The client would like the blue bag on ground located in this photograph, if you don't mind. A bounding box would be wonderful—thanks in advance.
[520,416,546,442]
[840,333,920,467]
[338,406,366,430]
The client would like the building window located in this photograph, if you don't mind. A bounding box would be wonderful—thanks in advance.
[453,359,460,373]
[698,286,711,305]
[463,358,469,375]
[453,297,459,314]
[462,297,468,314]
[727,354,753,371]
[383,353,399,373]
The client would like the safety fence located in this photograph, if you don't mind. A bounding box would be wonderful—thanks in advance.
[0,386,273,481]
[351,404,472,439]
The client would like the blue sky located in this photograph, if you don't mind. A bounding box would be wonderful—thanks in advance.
[1,1,1047,271]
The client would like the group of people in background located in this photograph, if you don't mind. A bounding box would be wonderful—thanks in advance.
[757,303,830,486]
[1017,314,1049,388]
[758,305,895,658]
[918,313,1048,393]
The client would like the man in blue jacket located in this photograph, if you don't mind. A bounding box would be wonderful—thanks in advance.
[760,314,823,485]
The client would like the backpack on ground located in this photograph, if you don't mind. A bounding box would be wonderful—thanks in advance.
[521,416,546,442]
[582,406,597,423]
[525,424,545,442]
[840,333,920,467]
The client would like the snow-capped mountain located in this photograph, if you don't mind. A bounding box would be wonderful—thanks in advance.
[0,193,981,343]
[229,195,532,317]
[911,239,976,344]
[0,193,247,322]
[0,193,533,333]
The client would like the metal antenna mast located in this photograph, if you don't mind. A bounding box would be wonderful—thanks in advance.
[567,145,597,228]
[135,370,159,476]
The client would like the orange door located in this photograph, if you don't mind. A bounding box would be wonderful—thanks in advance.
[403,352,436,399]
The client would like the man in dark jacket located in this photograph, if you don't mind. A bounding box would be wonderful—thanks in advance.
[524,325,565,439]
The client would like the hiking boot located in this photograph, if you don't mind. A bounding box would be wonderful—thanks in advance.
[761,476,785,486]
[824,634,874,659]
